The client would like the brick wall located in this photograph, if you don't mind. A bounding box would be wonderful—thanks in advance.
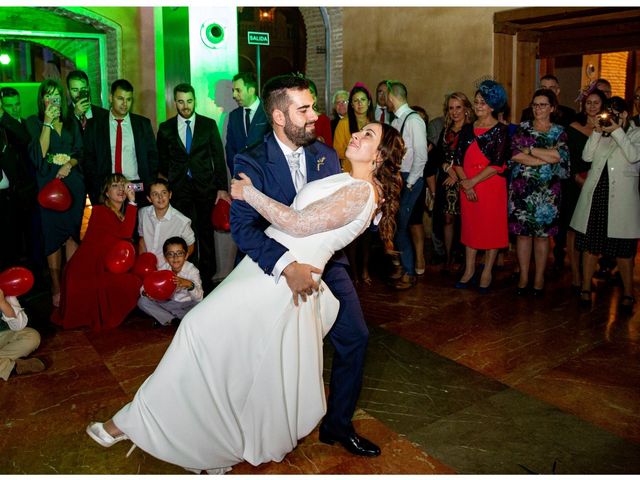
[299,7,343,114]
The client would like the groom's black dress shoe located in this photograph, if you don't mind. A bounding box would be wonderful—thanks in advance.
[319,427,381,457]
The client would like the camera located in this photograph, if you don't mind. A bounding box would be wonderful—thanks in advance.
[50,97,61,107]
[77,90,90,101]
[129,182,144,192]
[597,109,619,128]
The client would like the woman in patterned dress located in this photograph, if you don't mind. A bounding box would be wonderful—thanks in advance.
[509,89,569,295]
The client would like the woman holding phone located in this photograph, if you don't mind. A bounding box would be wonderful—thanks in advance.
[25,79,86,307]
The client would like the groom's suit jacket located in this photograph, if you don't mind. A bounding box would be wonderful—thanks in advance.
[230,132,345,274]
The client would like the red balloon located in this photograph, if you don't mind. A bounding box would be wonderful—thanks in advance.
[104,240,136,274]
[38,178,72,212]
[0,267,35,297]
[143,270,176,301]
[211,199,230,231]
[132,252,158,279]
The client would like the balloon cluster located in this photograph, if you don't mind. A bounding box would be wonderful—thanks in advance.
[104,244,176,301]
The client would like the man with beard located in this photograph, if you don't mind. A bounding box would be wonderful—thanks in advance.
[230,75,381,458]
[156,83,229,293]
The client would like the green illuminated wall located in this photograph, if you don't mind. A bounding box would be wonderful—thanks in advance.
[188,6,238,135]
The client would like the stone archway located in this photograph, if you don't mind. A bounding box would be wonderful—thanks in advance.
[40,6,122,83]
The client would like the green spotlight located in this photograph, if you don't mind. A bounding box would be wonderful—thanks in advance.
[0,53,10,65]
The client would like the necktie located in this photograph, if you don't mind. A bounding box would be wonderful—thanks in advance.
[244,108,251,136]
[80,114,87,130]
[114,118,123,174]
[379,109,385,124]
[185,119,192,154]
[288,151,305,193]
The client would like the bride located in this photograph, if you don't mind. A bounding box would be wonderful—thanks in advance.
[86,121,405,473]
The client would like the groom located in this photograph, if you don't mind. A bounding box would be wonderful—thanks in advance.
[230,75,380,457]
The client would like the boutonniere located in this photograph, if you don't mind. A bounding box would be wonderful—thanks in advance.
[316,156,326,171]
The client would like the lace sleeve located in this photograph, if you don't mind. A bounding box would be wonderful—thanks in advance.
[242,181,372,237]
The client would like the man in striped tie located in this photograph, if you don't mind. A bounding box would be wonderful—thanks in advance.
[156,83,229,294]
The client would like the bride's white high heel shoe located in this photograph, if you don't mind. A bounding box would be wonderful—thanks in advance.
[86,422,128,447]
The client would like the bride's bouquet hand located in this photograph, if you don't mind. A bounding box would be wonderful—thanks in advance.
[230,173,253,201]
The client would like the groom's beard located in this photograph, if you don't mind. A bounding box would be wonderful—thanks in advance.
[284,113,316,147]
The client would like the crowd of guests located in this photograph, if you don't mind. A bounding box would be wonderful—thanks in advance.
[1,68,640,379]
[327,75,640,312]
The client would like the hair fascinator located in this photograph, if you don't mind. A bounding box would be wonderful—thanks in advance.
[478,80,507,112]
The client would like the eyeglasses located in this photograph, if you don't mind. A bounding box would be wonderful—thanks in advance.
[165,251,185,258]
[531,103,550,109]
[335,100,348,105]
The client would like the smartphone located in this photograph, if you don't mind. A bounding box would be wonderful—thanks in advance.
[77,90,90,101]
[50,97,61,107]
[129,182,144,192]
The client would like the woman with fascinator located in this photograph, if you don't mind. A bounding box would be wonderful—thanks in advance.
[452,79,511,292]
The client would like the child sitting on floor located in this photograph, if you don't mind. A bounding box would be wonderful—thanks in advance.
[137,236,203,327]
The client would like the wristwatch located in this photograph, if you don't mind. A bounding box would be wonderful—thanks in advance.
[43,122,54,129]
[187,281,195,291]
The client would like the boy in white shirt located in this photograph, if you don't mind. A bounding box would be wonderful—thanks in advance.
[138,179,196,266]
[0,288,46,380]
[138,236,203,327]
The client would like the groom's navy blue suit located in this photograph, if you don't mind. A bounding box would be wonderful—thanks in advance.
[230,132,368,437]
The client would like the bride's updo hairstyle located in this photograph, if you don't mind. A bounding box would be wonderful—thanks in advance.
[374,123,405,253]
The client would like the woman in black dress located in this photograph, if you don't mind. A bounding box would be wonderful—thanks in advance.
[25,79,86,307]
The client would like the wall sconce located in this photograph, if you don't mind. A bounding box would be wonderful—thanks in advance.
[258,8,275,22]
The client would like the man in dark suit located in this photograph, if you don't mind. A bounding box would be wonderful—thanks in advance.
[0,88,41,273]
[225,72,271,174]
[83,79,158,205]
[65,70,108,133]
[230,75,380,458]
[157,83,229,294]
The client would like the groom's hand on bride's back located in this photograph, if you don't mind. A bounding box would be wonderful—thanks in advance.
[282,262,322,306]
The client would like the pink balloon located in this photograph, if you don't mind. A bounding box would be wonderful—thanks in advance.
[0,267,35,297]
[132,252,158,279]
[143,270,176,301]
[38,178,72,212]
[211,200,230,231]
[104,240,136,274]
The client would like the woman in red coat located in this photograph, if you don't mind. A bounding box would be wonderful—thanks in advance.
[52,174,142,331]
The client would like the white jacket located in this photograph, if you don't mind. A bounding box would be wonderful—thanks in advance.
[570,127,640,239]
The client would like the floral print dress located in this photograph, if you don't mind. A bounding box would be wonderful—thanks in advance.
[508,122,569,237]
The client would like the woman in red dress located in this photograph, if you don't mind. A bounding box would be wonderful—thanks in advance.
[453,80,511,292]
[52,174,142,331]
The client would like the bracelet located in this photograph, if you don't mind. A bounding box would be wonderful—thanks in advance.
[43,122,54,130]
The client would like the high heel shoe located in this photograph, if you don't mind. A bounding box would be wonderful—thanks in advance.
[455,275,476,289]
[516,286,529,296]
[86,422,129,448]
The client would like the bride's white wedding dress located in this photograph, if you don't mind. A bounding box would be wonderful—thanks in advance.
[112,173,376,473]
